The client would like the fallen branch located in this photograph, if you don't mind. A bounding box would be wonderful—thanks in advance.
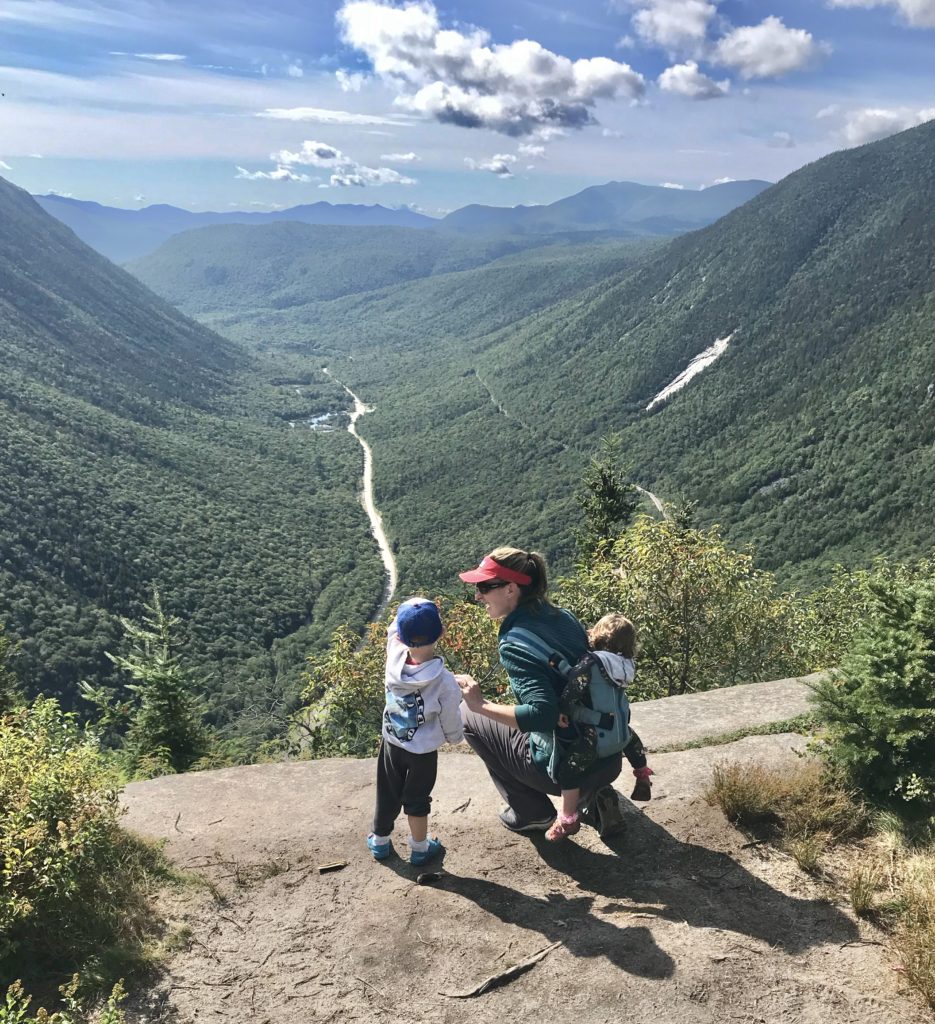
[452,798,471,813]
[439,941,561,998]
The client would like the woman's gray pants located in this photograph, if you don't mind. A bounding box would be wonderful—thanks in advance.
[460,705,622,823]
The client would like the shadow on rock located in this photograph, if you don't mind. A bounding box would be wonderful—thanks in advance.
[531,801,859,954]
[440,869,675,980]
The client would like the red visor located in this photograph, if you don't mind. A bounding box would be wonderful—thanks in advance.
[459,555,532,586]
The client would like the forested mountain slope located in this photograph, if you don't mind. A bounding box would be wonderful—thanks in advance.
[246,121,935,590]
[0,176,381,733]
[126,221,578,316]
[34,194,435,263]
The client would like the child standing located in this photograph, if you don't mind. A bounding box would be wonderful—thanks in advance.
[367,598,464,865]
[546,612,654,842]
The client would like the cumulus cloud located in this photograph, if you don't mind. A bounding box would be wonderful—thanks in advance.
[826,0,935,27]
[235,164,314,182]
[631,0,718,53]
[711,176,735,184]
[658,60,729,98]
[714,17,828,78]
[519,142,546,157]
[336,69,368,91]
[287,62,304,78]
[841,106,935,145]
[267,138,417,187]
[134,193,146,202]
[0,159,11,170]
[380,151,419,161]
[336,0,645,137]
[660,181,685,188]
[258,106,403,125]
[465,153,518,176]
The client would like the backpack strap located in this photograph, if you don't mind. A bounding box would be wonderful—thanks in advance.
[504,628,572,677]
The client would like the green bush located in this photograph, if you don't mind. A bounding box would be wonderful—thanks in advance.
[0,698,168,999]
[811,576,935,815]
[558,515,824,698]
[1,977,126,1024]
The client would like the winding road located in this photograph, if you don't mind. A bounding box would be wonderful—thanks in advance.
[323,370,398,623]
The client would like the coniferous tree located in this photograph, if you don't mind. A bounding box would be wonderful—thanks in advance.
[574,435,640,560]
[102,590,209,776]
[812,577,935,815]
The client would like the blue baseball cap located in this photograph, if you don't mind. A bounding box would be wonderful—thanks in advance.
[396,599,443,648]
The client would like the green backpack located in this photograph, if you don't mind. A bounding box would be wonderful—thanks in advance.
[508,627,632,782]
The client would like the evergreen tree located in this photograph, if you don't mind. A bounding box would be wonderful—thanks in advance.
[812,577,935,816]
[94,590,209,776]
[574,435,640,560]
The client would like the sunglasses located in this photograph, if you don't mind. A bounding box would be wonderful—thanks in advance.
[475,579,510,594]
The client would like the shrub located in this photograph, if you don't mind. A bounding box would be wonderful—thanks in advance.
[0,699,167,994]
[810,575,935,816]
[559,515,823,698]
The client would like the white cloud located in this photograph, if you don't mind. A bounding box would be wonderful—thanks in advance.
[265,139,417,187]
[519,142,546,157]
[712,176,735,184]
[380,151,419,161]
[658,60,729,99]
[336,69,368,92]
[714,17,828,79]
[0,160,11,170]
[257,106,403,125]
[465,153,518,176]
[287,63,304,78]
[337,0,645,137]
[767,130,796,147]
[134,193,146,202]
[841,106,935,145]
[660,181,685,188]
[631,0,718,54]
[235,164,314,182]
[826,0,935,28]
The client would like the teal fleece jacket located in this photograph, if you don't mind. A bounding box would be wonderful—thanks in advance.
[498,603,588,775]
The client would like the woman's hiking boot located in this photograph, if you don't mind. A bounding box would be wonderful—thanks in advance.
[580,786,626,838]
[498,807,556,833]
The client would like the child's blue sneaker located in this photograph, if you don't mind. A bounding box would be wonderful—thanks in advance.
[367,834,393,861]
[410,837,443,866]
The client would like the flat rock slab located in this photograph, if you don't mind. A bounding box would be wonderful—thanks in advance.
[631,673,821,749]
[122,722,924,1023]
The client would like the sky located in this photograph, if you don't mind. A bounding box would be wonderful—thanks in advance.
[1,0,934,216]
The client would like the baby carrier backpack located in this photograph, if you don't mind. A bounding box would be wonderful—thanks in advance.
[508,628,632,780]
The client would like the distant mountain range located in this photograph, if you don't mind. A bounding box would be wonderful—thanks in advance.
[33,195,436,263]
[35,178,771,264]
[437,179,771,235]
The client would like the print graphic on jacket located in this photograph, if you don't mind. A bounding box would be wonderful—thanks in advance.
[385,691,426,742]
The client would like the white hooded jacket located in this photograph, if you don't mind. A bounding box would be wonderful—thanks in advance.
[382,617,464,754]
[592,649,636,688]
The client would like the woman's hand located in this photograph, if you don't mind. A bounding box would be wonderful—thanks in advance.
[455,673,484,712]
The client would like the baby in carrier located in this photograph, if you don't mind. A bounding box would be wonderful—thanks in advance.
[546,612,653,841]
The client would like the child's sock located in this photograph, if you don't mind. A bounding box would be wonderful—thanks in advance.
[370,833,392,847]
[408,836,429,853]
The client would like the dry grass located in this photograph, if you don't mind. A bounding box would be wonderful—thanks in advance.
[706,758,935,1010]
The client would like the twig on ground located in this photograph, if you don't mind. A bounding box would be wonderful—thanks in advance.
[452,798,471,813]
[440,941,562,998]
[174,812,182,832]
[355,976,387,999]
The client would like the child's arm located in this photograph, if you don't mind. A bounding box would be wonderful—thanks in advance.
[439,672,465,744]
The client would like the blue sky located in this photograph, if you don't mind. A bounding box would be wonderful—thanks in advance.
[1,0,933,215]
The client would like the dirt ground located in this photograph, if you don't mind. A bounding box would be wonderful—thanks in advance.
[121,728,929,1024]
